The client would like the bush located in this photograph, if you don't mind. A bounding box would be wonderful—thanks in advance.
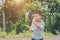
[0,32,7,38]
[44,32,53,36]
[18,30,32,37]
[7,29,16,38]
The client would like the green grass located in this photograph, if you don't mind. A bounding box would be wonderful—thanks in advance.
[44,32,53,36]
[0,30,60,38]
[0,32,7,38]
[16,31,54,37]
[17,30,32,37]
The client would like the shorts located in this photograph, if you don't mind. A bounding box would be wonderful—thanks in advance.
[31,38,43,40]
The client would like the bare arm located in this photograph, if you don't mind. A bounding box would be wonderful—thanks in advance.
[32,22,41,29]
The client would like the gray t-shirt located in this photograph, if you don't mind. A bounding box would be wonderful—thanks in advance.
[31,19,44,39]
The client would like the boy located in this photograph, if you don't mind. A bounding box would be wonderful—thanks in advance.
[30,11,44,40]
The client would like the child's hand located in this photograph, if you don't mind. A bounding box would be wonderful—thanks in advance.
[32,18,37,25]
[30,28,34,32]
[32,21,36,24]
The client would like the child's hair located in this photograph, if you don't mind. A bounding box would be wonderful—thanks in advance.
[33,10,43,16]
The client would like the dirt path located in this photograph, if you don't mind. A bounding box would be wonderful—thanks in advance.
[0,35,60,40]
[45,35,60,40]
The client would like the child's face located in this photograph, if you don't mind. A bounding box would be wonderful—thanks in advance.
[33,14,42,21]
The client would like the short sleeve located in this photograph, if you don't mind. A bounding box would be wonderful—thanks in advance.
[30,18,35,31]
[39,21,44,30]
[30,24,35,31]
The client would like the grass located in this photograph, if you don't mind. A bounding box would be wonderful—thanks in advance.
[0,32,7,38]
[44,32,53,36]
[15,31,54,37]
[16,30,32,38]
[0,30,60,38]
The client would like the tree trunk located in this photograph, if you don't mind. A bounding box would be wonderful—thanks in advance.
[2,10,6,31]
[2,0,6,32]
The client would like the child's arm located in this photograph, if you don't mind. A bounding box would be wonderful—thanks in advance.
[32,21,44,30]
[30,24,34,32]
[30,18,35,32]
[30,24,33,32]
[33,22,41,29]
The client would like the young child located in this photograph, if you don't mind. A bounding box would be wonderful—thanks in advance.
[30,11,44,40]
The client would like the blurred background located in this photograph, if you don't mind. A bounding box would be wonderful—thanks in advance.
[0,0,60,38]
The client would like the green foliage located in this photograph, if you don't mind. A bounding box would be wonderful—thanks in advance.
[44,32,53,36]
[0,32,7,38]
[7,29,16,38]
[19,30,32,37]
[0,0,60,38]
